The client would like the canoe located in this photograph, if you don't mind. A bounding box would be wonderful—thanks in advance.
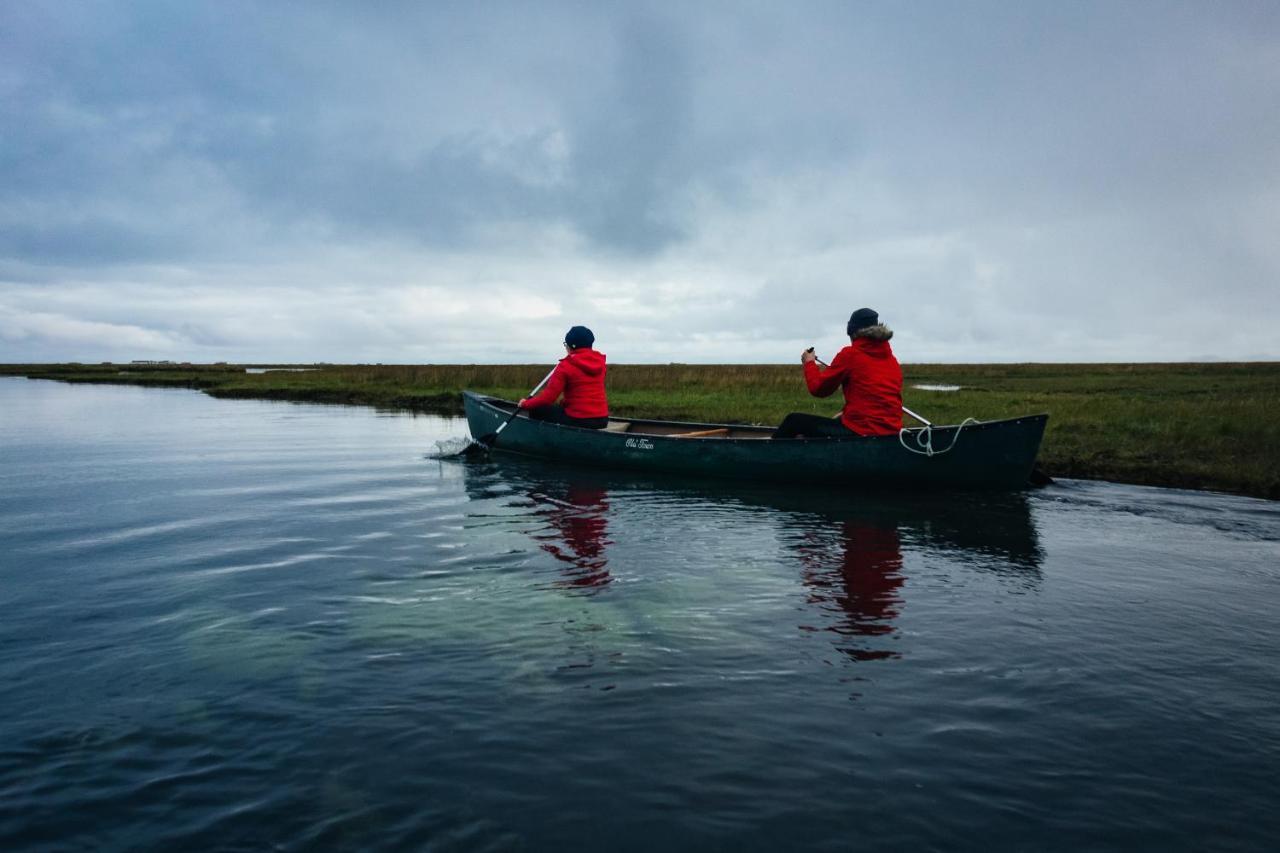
[462,391,1049,490]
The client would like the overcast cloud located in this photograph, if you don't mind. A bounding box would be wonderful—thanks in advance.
[2,0,1278,363]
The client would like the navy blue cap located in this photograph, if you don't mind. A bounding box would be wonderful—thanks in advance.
[564,326,595,348]
[847,308,879,336]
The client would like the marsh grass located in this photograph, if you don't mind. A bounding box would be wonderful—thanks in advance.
[5,361,1277,498]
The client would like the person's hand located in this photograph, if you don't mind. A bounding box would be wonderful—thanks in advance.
[800,348,817,365]
[518,398,529,409]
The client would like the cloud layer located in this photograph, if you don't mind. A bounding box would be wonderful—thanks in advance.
[3,1,1278,363]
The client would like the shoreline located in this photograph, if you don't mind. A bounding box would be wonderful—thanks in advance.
[4,363,1277,500]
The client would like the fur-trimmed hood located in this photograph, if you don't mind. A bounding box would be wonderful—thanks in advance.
[854,324,893,342]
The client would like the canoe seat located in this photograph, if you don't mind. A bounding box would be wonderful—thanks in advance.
[670,428,731,439]
[604,421,631,433]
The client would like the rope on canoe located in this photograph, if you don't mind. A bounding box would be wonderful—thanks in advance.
[898,418,981,457]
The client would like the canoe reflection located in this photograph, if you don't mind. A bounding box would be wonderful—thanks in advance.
[527,482,613,592]
[458,459,1043,657]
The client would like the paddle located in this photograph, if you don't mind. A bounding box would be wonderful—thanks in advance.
[808,349,931,426]
[476,364,559,448]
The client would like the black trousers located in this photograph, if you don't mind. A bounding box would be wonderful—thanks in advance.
[771,412,855,439]
[528,404,609,430]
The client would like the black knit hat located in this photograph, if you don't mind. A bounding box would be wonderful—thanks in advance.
[564,325,595,349]
[847,308,879,336]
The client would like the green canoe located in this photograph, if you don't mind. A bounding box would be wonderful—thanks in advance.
[463,391,1048,490]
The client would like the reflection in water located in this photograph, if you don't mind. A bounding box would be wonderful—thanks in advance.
[797,520,905,661]
[528,482,613,592]
[783,489,1043,662]
[461,457,1044,664]
[787,487,1047,661]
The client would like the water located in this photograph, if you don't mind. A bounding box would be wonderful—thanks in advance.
[1,377,1278,852]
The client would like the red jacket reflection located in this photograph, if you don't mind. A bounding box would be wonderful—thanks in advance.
[799,520,904,661]
[534,484,612,590]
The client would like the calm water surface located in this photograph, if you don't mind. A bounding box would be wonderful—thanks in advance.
[1,378,1278,851]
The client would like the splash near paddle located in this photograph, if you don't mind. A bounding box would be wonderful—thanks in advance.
[425,437,486,459]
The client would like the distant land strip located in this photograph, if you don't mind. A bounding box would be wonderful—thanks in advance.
[4,362,1277,500]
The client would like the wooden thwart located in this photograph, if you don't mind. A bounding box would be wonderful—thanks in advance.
[669,427,731,439]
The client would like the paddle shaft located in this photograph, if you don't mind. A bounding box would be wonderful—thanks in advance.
[482,364,559,445]
[809,350,932,427]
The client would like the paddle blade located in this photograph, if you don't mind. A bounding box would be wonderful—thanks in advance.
[476,410,519,448]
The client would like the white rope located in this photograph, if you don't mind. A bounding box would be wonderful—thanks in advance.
[898,418,981,457]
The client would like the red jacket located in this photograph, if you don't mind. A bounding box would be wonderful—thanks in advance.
[802,337,902,435]
[520,348,609,418]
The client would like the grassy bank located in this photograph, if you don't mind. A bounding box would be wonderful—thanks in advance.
[4,362,1277,499]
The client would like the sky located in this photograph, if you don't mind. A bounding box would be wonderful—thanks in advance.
[2,0,1278,364]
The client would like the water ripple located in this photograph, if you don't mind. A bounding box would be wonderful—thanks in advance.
[2,379,1279,851]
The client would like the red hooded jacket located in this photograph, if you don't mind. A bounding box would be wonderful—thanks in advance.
[802,335,903,435]
[520,348,609,418]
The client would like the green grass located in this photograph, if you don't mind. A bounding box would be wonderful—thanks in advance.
[4,361,1277,499]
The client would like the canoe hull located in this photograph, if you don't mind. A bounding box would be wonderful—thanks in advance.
[463,392,1048,490]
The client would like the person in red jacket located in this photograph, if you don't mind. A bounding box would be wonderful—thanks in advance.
[772,308,903,439]
[518,325,609,429]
